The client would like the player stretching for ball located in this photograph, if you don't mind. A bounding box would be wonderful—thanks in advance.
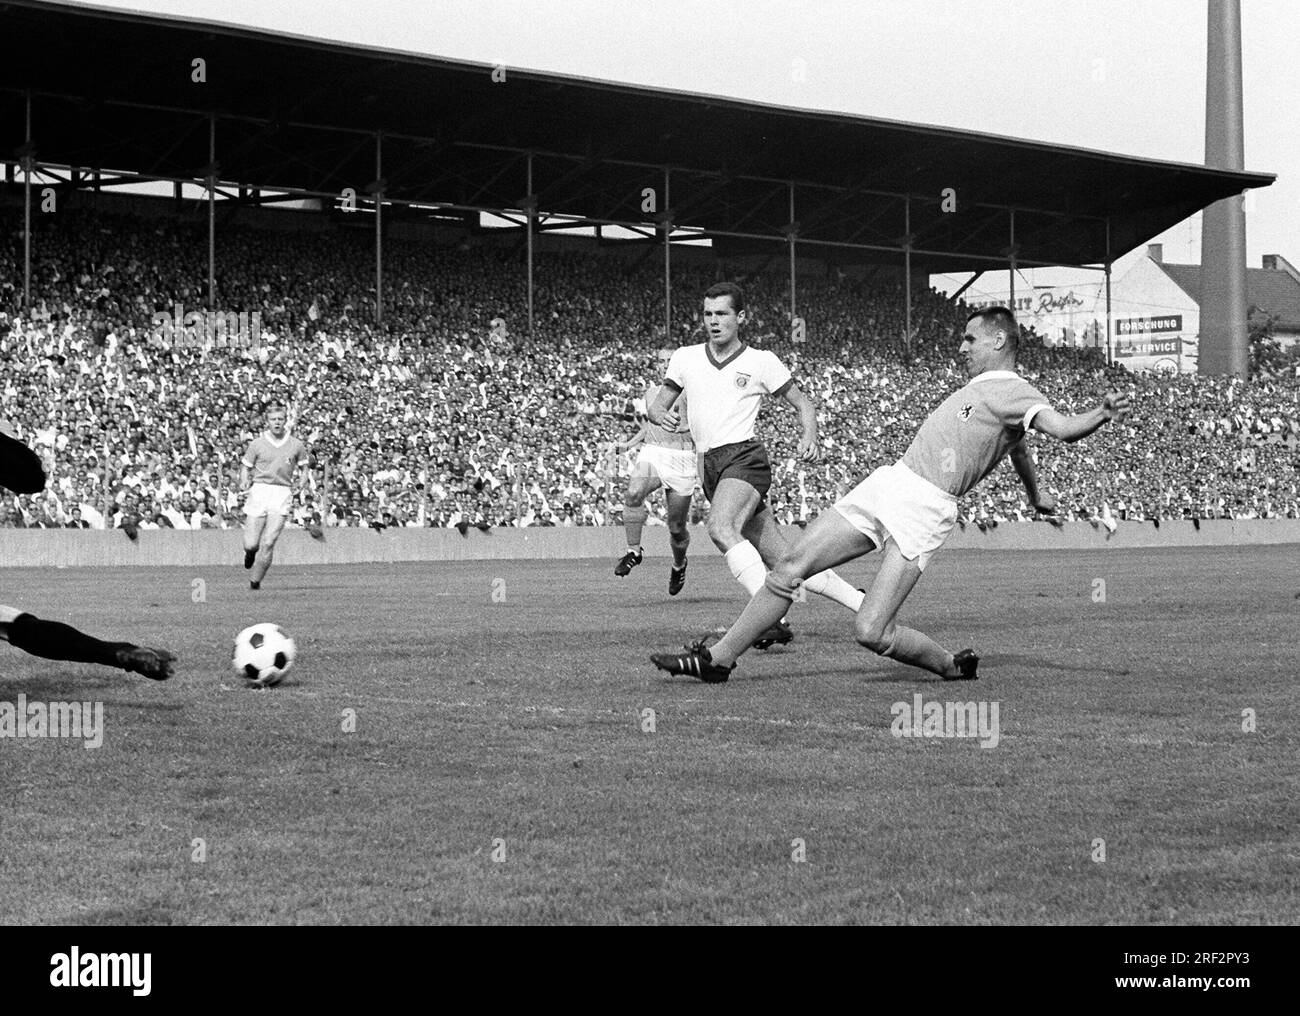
[614,347,696,596]
[0,421,175,679]
[240,404,309,591]
[652,306,1131,683]
[647,282,865,647]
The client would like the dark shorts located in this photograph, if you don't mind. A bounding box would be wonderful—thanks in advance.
[702,439,772,504]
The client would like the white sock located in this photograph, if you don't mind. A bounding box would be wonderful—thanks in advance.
[803,568,865,612]
[724,540,767,596]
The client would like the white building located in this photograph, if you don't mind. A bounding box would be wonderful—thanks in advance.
[957,247,1300,373]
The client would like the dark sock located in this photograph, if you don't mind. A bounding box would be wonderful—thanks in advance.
[244,548,256,569]
[8,613,132,668]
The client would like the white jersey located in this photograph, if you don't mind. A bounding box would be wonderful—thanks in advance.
[664,342,793,453]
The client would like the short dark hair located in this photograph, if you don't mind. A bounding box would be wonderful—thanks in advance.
[703,281,745,314]
[965,306,1019,351]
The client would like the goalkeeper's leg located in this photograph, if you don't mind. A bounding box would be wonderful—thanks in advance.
[0,605,175,680]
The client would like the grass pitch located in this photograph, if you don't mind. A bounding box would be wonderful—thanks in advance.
[1,543,1297,924]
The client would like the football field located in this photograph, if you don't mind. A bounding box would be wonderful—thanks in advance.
[1,544,1296,925]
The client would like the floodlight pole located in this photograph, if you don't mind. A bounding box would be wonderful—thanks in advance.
[664,167,672,346]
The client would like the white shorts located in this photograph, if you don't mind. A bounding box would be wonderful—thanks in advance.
[833,462,957,571]
[244,482,292,520]
[633,444,698,497]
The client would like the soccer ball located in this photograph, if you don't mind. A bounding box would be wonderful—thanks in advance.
[232,623,297,687]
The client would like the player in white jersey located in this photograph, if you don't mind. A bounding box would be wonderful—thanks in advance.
[0,417,175,679]
[653,305,1131,683]
[613,347,697,595]
[647,282,866,648]
[240,404,309,590]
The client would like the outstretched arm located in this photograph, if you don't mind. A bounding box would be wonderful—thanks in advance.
[780,383,821,462]
[1031,391,1131,444]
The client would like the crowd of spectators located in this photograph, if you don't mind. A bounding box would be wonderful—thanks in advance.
[1,204,1297,534]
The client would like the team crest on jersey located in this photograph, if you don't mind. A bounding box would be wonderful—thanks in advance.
[958,404,974,420]
[735,373,751,389]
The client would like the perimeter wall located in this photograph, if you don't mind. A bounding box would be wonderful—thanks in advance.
[1,521,1297,567]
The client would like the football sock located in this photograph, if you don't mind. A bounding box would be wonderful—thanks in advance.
[623,504,648,549]
[251,546,273,584]
[802,569,865,612]
[724,540,766,596]
[876,625,954,677]
[669,528,689,567]
[710,582,792,666]
[7,613,134,668]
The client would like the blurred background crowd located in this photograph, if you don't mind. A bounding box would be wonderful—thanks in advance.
[2,207,1297,533]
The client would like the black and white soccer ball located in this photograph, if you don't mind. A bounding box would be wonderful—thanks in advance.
[232,623,297,687]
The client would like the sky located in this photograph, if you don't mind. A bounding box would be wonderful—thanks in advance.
[74,0,1299,293]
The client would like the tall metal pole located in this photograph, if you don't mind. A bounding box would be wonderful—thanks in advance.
[1008,208,1016,314]
[1105,263,1113,366]
[375,132,383,329]
[789,183,797,329]
[904,195,912,352]
[1199,0,1249,376]
[526,151,534,342]
[664,167,671,345]
[22,93,31,311]
[208,115,215,309]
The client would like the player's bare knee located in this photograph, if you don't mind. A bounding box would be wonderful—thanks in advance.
[855,616,893,655]
[706,515,741,549]
[764,569,799,602]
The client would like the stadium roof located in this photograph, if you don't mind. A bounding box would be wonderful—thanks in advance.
[0,0,1277,274]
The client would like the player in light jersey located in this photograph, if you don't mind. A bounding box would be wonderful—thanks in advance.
[614,348,697,595]
[647,282,865,647]
[240,404,309,591]
[0,418,175,679]
[653,306,1131,683]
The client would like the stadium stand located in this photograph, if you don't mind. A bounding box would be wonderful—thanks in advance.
[2,206,1297,533]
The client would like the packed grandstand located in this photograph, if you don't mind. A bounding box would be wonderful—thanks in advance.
[2,206,1298,533]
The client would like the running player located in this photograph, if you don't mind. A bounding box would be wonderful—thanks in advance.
[240,404,309,590]
[652,306,1131,683]
[1,420,175,680]
[614,347,695,596]
[647,282,864,646]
